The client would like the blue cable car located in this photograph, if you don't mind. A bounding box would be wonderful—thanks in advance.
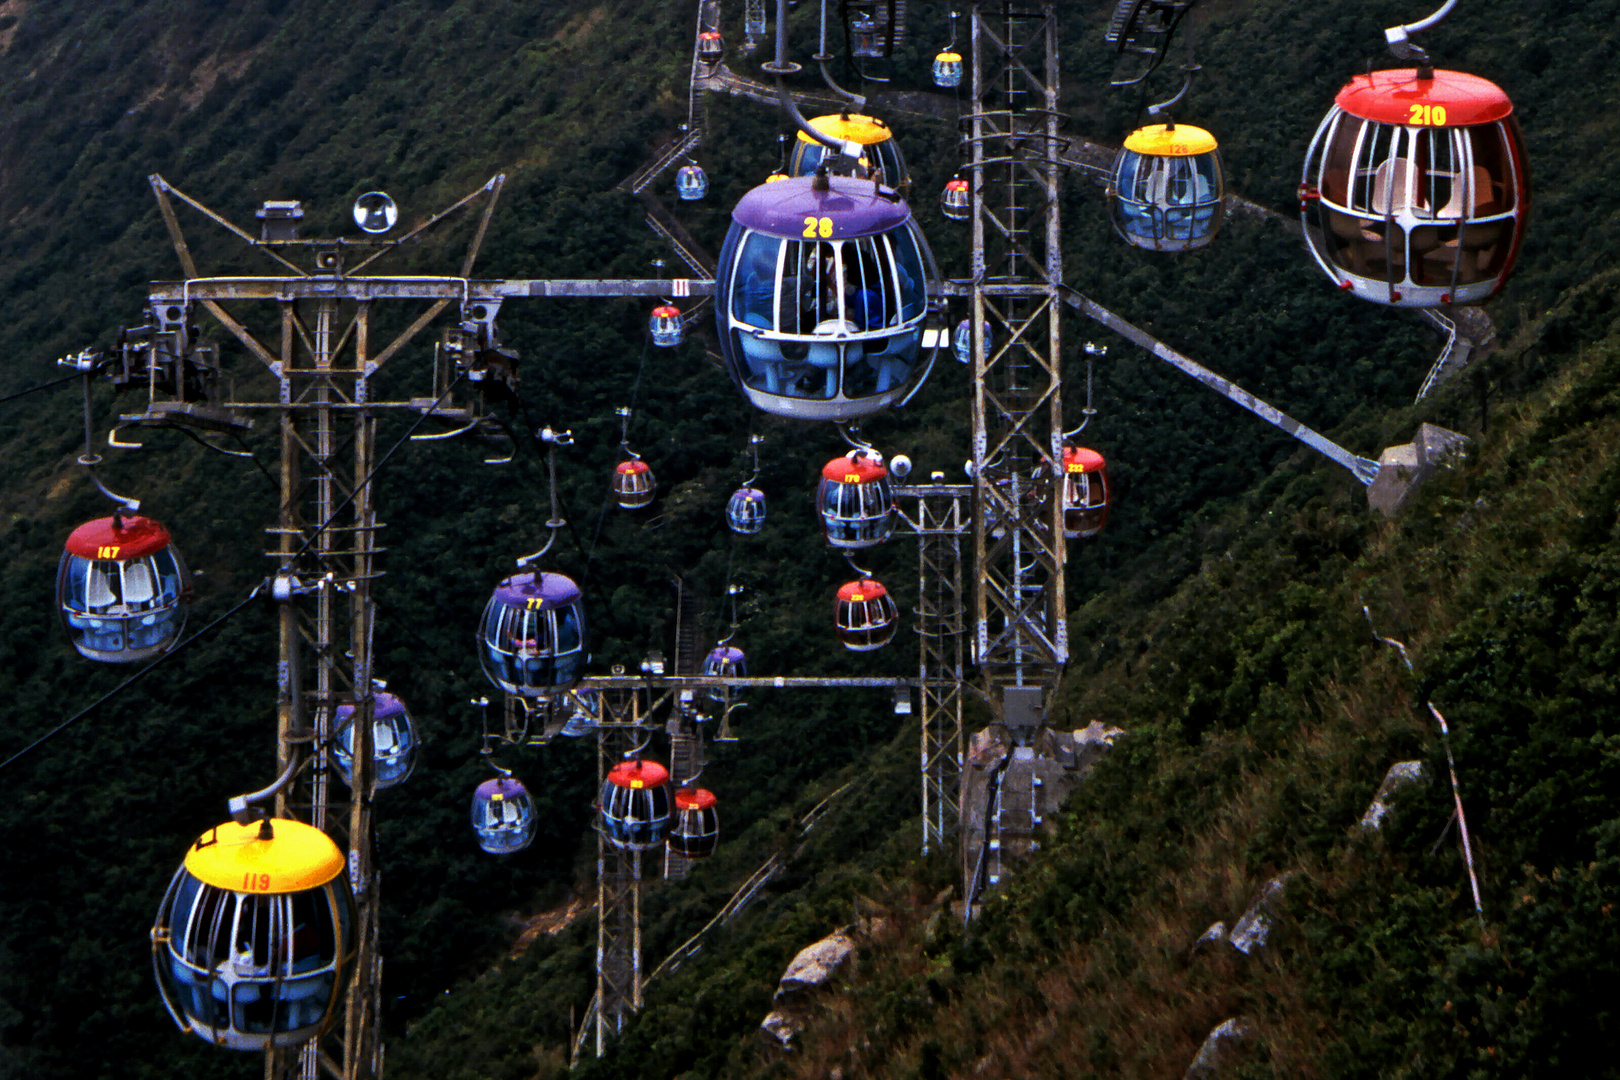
[933,50,963,88]
[818,452,896,548]
[333,692,419,790]
[471,777,536,854]
[478,572,586,697]
[953,318,991,365]
[676,163,709,201]
[714,173,940,421]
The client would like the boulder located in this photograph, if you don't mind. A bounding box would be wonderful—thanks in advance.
[1229,874,1291,955]
[1359,760,1427,833]
[1183,1017,1252,1079]
[774,931,856,999]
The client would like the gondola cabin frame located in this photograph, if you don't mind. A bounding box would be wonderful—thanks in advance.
[1301,68,1529,307]
[715,175,940,421]
[151,819,356,1050]
[1111,124,1226,252]
[58,514,191,662]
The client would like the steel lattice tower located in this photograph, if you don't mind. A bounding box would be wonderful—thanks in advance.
[967,0,1069,726]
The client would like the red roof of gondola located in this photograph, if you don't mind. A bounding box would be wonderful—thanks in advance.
[675,787,717,811]
[822,455,888,483]
[1335,68,1514,126]
[606,760,669,790]
[1062,446,1106,474]
[837,578,889,602]
[64,514,173,560]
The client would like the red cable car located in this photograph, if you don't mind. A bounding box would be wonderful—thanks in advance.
[835,578,899,651]
[817,452,895,548]
[614,458,656,508]
[1301,67,1528,307]
[669,787,719,858]
[57,513,190,662]
[1058,446,1110,539]
[599,759,673,851]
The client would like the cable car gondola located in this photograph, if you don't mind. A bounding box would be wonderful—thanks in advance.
[57,513,190,662]
[940,176,970,220]
[649,304,684,347]
[702,644,747,704]
[332,692,419,790]
[1058,446,1110,539]
[151,818,356,1050]
[817,451,896,548]
[716,174,939,421]
[1111,124,1226,252]
[786,115,909,190]
[669,787,720,858]
[471,776,537,853]
[613,458,656,508]
[1301,67,1528,307]
[933,50,963,88]
[599,759,673,851]
[835,577,899,651]
[676,163,709,201]
[727,485,767,533]
[697,30,724,63]
[478,571,586,697]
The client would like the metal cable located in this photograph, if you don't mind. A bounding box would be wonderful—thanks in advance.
[0,371,80,406]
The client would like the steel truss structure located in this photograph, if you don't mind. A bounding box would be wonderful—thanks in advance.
[966,0,1068,722]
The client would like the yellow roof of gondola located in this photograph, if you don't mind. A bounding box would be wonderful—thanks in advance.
[184,818,346,893]
[1122,124,1218,157]
[796,114,894,146]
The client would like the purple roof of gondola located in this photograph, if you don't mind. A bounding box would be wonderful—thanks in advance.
[475,777,529,799]
[707,646,746,663]
[492,571,582,611]
[336,692,406,721]
[731,487,764,501]
[731,175,910,239]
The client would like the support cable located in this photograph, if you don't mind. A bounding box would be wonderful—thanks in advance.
[0,371,81,405]
[3,372,471,778]
[0,591,261,776]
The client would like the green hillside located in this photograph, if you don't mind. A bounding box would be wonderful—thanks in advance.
[2,0,1617,1078]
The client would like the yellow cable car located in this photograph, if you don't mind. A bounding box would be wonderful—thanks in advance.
[1111,123,1226,252]
[152,818,355,1050]
[788,114,909,191]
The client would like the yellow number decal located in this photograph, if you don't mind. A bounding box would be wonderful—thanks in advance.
[802,216,835,238]
[818,216,833,238]
[525,597,544,611]
[1407,104,1447,126]
[96,545,121,559]
[803,216,818,237]
[844,473,861,483]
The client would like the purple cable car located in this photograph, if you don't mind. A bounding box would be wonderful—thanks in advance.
[715,174,940,421]
[471,777,536,854]
[726,486,766,533]
[478,572,586,697]
[333,692,419,790]
[702,645,747,705]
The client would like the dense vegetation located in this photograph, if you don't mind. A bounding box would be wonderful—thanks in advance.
[2,0,1617,1078]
